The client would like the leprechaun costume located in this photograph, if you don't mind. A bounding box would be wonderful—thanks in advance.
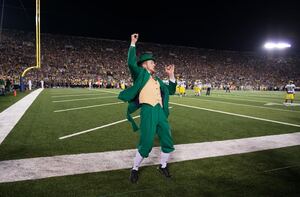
[118,42,177,183]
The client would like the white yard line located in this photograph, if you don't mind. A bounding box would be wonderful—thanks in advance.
[59,107,173,139]
[50,91,86,95]
[50,90,91,95]
[216,93,285,100]
[264,164,300,173]
[0,89,43,144]
[90,89,120,94]
[213,95,278,103]
[283,103,300,106]
[170,102,300,128]
[52,93,109,98]
[180,97,300,113]
[54,102,124,113]
[217,92,299,100]
[52,96,117,103]
[59,115,140,140]
[0,132,299,183]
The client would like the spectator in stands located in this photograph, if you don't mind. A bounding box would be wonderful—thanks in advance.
[0,29,299,90]
[0,75,5,95]
[5,77,12,93]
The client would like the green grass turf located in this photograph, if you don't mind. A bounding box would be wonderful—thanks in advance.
[0,88,299,196]
[0,89,299,160]
[0,146,299,197]
[0,90,30,113]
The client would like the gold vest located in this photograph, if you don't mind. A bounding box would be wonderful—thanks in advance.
[139,77,162,107]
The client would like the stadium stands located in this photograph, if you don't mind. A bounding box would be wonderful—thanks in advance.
[0,29,299,91]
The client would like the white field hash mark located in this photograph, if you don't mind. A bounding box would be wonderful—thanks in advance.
[59,107,173,139]
[52,93,109,98]
[54,102,124,113]
[52,96,117,103]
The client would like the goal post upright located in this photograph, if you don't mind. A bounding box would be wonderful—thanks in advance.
[21,0,41,78]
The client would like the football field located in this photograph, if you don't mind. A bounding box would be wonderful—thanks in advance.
[0,88,299,196]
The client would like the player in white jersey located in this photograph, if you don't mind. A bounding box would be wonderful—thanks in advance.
[88,80,92,90]
[284,81,296,104]
[194,80,202,96]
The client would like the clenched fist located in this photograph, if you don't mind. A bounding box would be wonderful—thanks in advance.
[131,33,139,45]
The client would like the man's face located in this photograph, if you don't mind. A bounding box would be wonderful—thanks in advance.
[142,60,156,73]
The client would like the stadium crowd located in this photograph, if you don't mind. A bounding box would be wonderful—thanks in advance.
[0,29,299,94]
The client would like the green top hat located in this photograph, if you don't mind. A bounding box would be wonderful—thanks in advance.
[137,53,155,66]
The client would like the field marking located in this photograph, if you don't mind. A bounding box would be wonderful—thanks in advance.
[90,89,120,95]
[264,164,300,173]
[50,90,86,94]
[283,103,300,106]
[217,95,298,105]
[178,97,300,113]
[54,102,124,113]
[216,91,299,100]
[264,102,300,107]
[215,92,286,100]
[59,116,140,139]
[52,93,109,98]
[170,102,300,128]
[50,90,91,95]
[0,89,43,144]
[202,90,296,96]
[1,132,300,183]
[264,102,283,106]
[59,107,173,139]
[52,96,117,103]
[210,93,297,103]
[213,95,279,103]
[182,93,280,104]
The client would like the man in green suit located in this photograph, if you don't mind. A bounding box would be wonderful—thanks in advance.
[118,33,177,183]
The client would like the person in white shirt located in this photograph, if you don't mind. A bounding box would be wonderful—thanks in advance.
[40,79,44,89]
[28,79,32,91]
[206,82,211,96]
[88,80,92,90]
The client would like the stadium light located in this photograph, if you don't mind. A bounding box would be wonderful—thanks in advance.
[264,42,291,50]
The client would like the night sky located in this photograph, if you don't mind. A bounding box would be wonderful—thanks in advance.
[2,0,300,52]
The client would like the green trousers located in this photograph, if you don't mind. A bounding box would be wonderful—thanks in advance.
[138,104,175,158]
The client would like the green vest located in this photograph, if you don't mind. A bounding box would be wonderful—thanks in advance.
[118,46,177,131]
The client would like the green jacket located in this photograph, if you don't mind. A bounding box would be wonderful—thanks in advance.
[118,46,177,131]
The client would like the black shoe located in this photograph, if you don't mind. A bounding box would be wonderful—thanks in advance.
[129,169,139,183]
[157,164,171,178]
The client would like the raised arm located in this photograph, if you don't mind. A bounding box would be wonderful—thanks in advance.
[165,64,177,95]
[128,33,142,81]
